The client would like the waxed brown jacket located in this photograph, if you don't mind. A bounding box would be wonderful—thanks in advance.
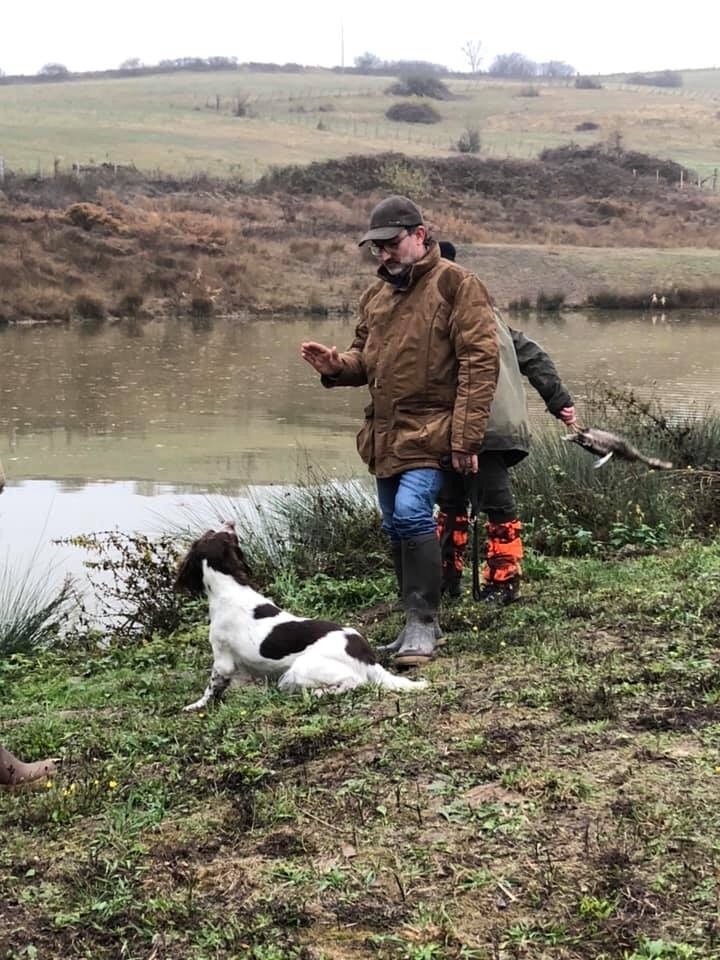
[323,243,499,478]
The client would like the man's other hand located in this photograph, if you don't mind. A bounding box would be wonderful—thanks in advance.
[452,451,479,474]
[301,342,343,376]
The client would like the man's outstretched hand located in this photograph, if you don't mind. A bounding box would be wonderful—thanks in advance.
[301,341,343,377]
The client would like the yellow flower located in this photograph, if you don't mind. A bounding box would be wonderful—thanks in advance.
[108,780,118,790]
[44,780,54,790]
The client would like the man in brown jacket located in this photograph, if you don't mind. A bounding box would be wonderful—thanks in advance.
[301,196,499,667]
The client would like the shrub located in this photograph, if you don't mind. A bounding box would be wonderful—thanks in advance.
[385,101,442,124]
[517,85,540,98]
[508,297,532,313]
[378,159,430,196]
[575,121,600,131]
[385,71,454,101]
[575,75,603,89]
[115,291,144,316]
[190,295,213,318]
[586,290,649,309]
[59,532,195,643]
[535,290,566,311]
[456,127,481,154]
[515,389,720,554]
[65,202,124,233]
[233,93,251,117]
[74,294,107,320]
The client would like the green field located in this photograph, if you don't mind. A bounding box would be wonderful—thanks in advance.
[2,68,720,179]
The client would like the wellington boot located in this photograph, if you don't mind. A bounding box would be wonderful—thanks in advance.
[377,539,443,653]
[0,745,56,791]
[393,534,442,668]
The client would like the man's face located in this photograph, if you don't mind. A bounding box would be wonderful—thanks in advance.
[369,227,426,275]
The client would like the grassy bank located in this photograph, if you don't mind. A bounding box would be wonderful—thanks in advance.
[3,405,720,958]
[2,540,720,959]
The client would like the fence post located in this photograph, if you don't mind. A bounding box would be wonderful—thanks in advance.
[713,168,718,193]
[679,169,684,190]
[0,156,4,183]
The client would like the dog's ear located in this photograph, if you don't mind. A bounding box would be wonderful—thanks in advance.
[224,536,254,585]
[173,540,206,595]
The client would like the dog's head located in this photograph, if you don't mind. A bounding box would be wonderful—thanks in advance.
[174,521,253,595]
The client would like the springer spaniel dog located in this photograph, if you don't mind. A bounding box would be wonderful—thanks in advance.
[174,523,426,709]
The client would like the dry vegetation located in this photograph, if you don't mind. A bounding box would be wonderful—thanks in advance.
[2,144,720,322]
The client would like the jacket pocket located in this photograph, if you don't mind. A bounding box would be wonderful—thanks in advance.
[393,403,452,461]
[356,402,375,468]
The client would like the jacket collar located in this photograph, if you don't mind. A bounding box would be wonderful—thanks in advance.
[377,241,440,292]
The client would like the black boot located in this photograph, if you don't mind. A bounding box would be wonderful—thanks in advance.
[377,539,443,654]
[393,534,442,668]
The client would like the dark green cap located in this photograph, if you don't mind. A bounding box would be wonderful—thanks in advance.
[358,195,423,246]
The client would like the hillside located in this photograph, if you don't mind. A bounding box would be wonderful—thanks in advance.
[2,146,720,322]
[0,68,720,179]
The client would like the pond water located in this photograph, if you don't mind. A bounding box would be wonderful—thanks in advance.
[1,309,719,594]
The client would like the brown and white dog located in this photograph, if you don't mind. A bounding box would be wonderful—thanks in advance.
[174,523,427,709]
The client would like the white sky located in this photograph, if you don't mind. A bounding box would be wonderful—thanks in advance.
[2,0,719,77]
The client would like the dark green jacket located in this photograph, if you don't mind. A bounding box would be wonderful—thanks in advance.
[482,315,573,465]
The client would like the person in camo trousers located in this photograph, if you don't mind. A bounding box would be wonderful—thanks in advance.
[437,241,577,603]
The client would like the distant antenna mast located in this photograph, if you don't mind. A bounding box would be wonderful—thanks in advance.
[340,19,345,71]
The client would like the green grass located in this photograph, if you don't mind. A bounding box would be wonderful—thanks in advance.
[2,68,720,178]
[2,535,720,958]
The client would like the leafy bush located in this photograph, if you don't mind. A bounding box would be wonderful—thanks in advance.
[378,159,430,196]
[517,85,540,98]
[58,532,198,643]
[456,128,481,154]
[385,72,454,101]
[385,102,442,124]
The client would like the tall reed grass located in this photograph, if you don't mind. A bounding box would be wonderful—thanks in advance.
[0,560,75,657]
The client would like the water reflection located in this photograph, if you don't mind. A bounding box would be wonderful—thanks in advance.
[2,310,718,491]
[1,309,718,591]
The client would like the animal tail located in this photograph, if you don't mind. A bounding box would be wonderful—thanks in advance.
[638,455,673,470]
[367,664,428,691]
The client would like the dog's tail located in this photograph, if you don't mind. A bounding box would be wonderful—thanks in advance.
[367,664,428,691]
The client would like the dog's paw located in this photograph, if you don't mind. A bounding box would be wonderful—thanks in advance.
[182,701,207,713]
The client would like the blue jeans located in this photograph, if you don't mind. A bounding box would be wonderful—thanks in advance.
[376,469,443,542]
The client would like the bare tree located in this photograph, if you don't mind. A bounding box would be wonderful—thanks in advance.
[461,39,482,76]
[119,58,143,70]
[489,53,537,79]
[539,60,576,79]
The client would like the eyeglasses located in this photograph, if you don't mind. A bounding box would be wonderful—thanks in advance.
[368,230,413,258]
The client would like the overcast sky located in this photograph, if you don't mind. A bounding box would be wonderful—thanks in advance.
[2,0,719,77]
